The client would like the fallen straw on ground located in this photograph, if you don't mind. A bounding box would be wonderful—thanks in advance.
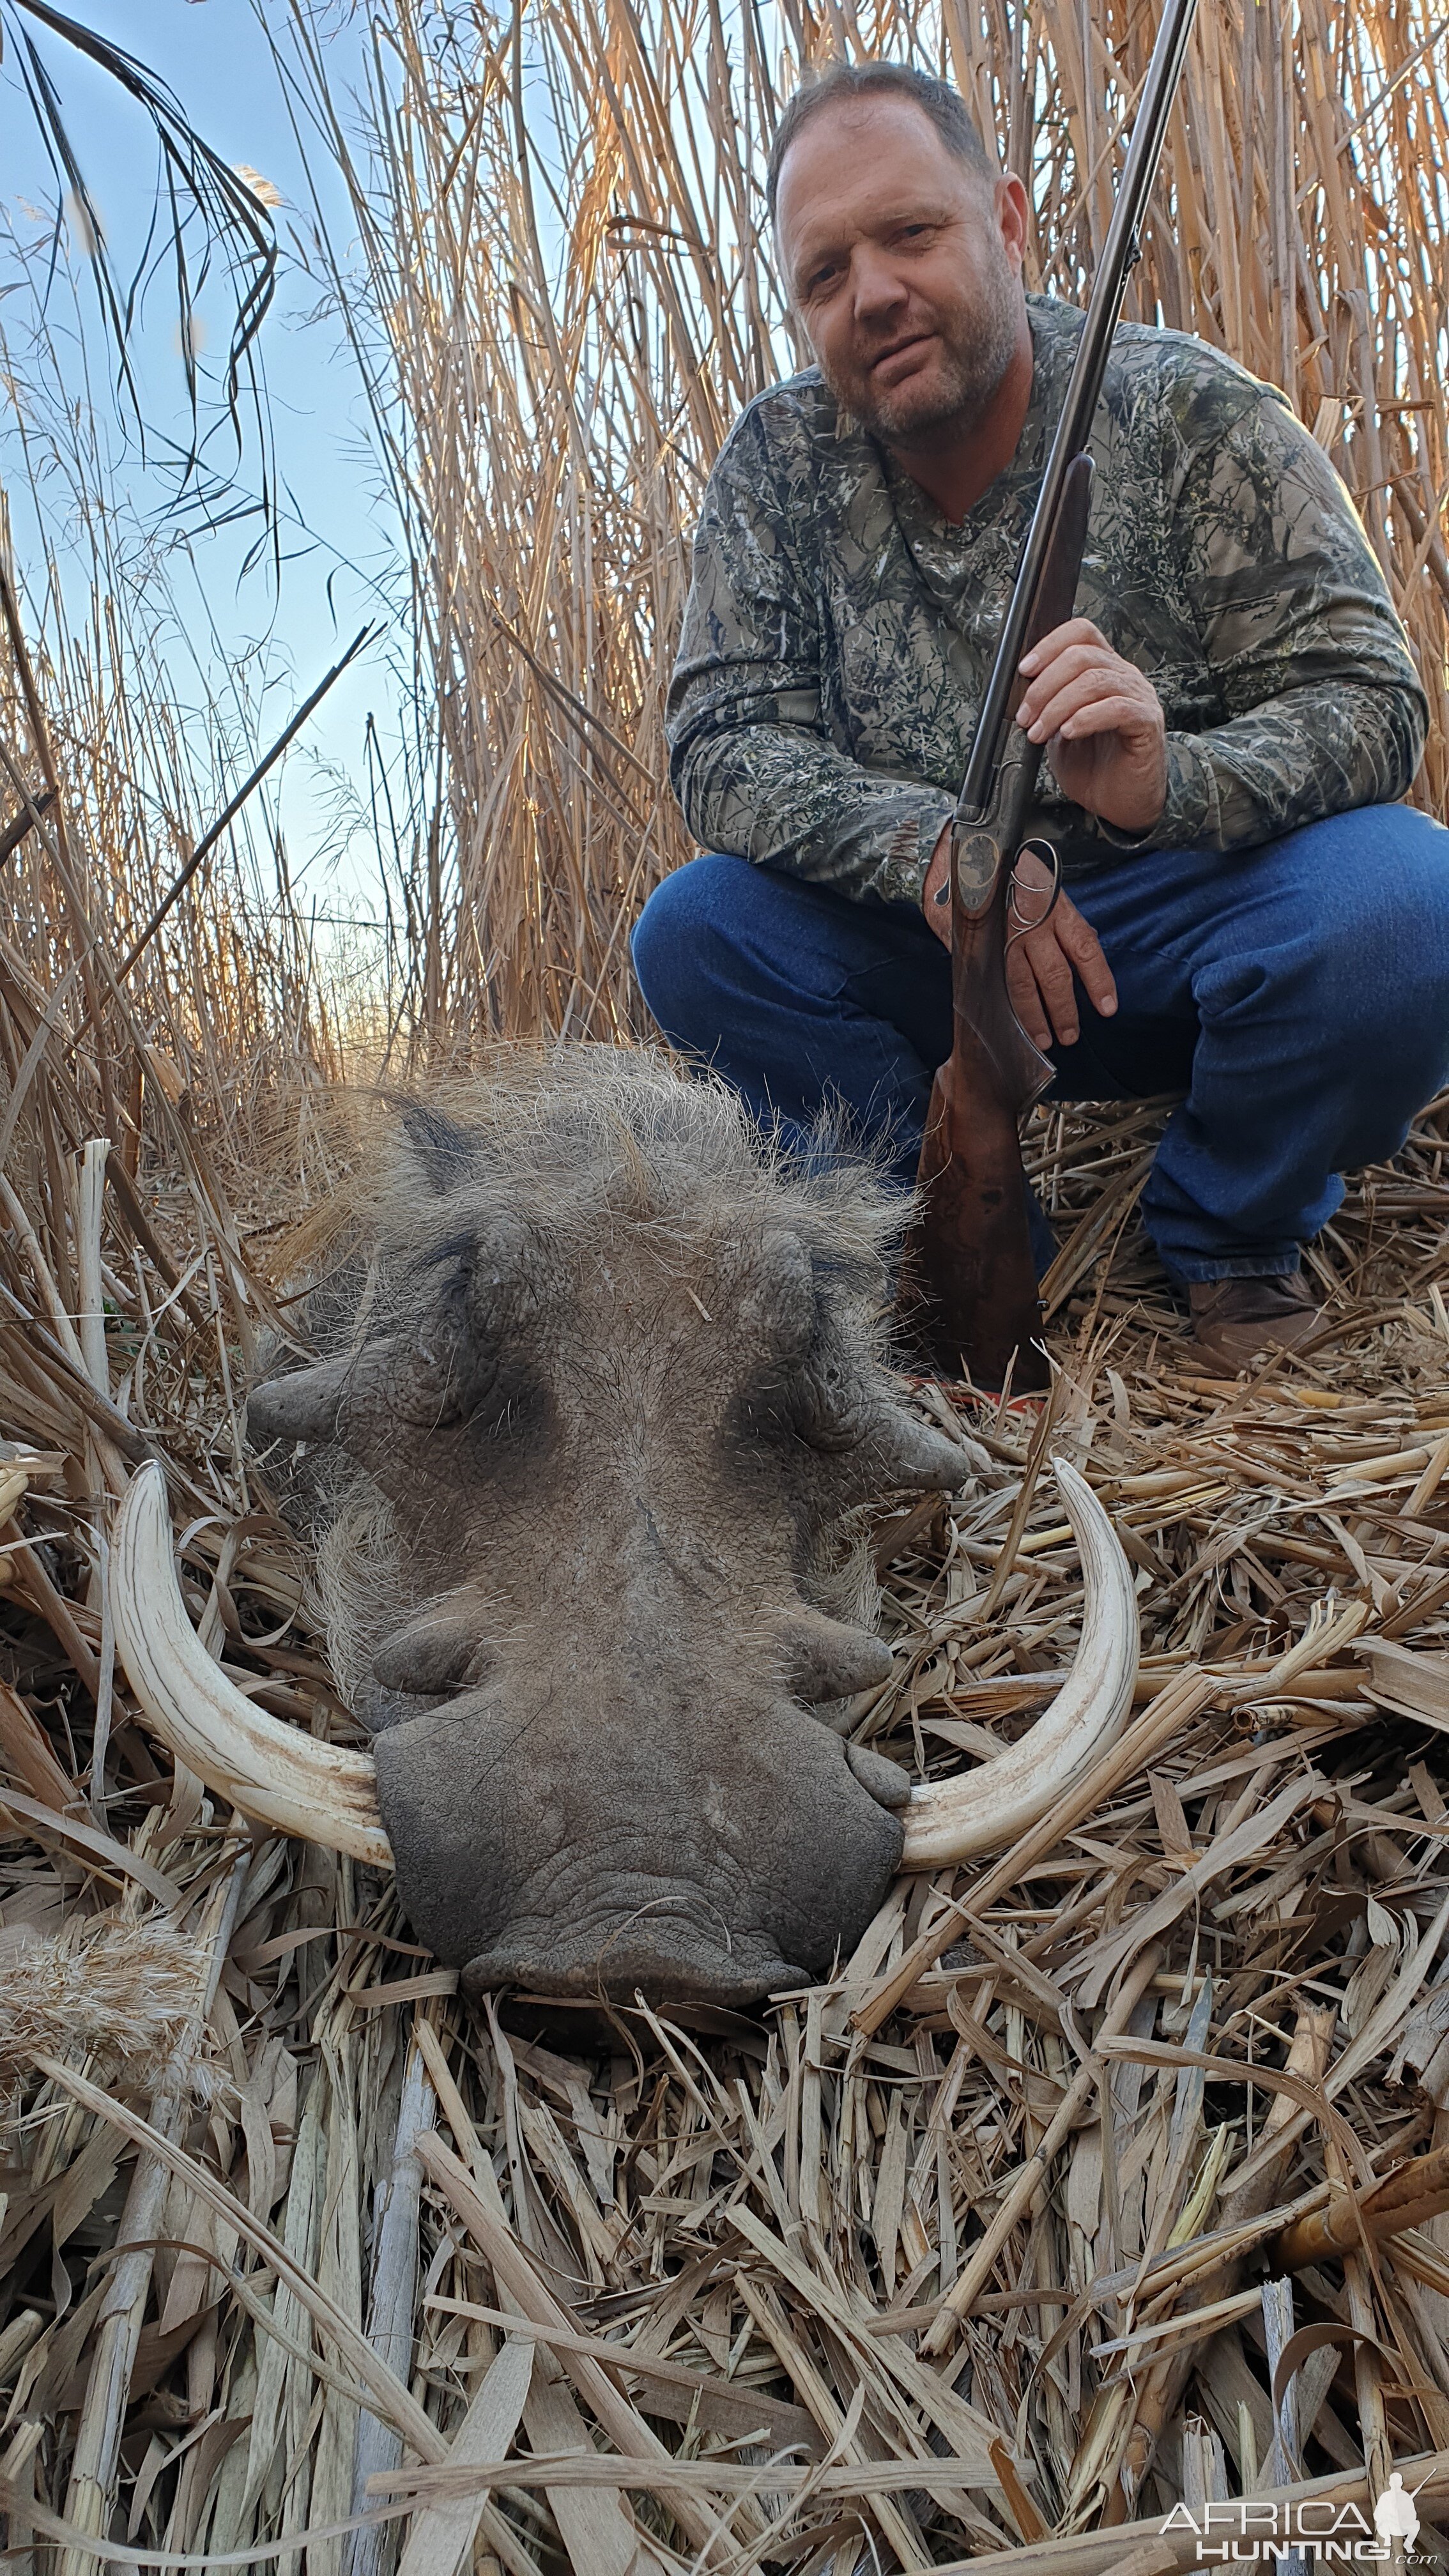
[5,1053,1449,2571]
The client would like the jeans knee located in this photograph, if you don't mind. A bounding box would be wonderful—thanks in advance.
[631,853,743,1036]
[631,859,709,1020]
[1295,806,1449,1073]
[1386,809,1449,969]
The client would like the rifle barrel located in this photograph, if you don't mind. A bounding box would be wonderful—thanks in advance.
[956,0,1201,820]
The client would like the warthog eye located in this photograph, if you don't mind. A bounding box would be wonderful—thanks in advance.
[786,1351,872,1452]
[741,1346,873,1457]
[390,1328,486,1429]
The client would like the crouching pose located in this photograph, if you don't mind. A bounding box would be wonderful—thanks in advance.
[632,60,1449,1372]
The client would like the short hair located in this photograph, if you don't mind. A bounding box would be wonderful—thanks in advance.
[765,62,997,224]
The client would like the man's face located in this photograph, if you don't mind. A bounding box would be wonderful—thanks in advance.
[775,96,1027,447]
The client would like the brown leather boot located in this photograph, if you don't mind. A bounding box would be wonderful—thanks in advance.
[1186,1268,1319,1372]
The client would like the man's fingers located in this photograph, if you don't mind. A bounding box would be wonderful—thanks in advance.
[1055,903,1119,1015]
[1018,617,1105,680]
[1025,671,1151,744]
[1017,646,1111,733]
[1005,944,1054,1050]
[1017,930,1080,1047]
[1056,692,1154,743]
[1026,939,1079,1039]
[1007,861,1117,1043]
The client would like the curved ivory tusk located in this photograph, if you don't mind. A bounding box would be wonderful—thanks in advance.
[112,1462,392,1867]
[900,1459,1138,1869]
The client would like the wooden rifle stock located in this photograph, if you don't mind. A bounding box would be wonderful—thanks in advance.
[903,459,1094,1392]
[898,0,1200,1391]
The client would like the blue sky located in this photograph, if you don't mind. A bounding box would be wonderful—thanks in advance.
[3,0,397,919]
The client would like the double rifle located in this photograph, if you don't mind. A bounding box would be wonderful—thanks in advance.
[902,0,1201,1392]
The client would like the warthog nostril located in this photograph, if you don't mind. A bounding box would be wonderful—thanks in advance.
[461,1943,814,2011]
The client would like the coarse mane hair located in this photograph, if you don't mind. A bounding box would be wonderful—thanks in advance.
[367,1044,907,1308]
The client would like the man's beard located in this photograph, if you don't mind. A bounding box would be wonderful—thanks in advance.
[825,259,1021,447]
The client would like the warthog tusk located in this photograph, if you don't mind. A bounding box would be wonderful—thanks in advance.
[111,1462,393,1867]
[112,1459,1131,1890]
[899,1459,1138,1870]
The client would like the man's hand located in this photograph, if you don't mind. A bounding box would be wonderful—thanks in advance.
[1016,618,1167,836]
[921,832,1117,1050]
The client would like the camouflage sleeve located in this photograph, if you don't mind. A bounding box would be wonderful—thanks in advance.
[666,409,953,905]
[1140,390,1428,852]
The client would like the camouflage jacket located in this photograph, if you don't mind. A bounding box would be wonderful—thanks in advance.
[666,295,1427,903]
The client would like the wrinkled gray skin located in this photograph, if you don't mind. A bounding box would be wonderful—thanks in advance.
[247,1052,967,2010]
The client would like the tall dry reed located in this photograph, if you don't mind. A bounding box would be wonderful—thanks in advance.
[0,401,344,1195]
[280,0,1449,1050]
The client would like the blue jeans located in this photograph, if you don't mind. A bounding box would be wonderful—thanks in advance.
[631,804,1449,1282]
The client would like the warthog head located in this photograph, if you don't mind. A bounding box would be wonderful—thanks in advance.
[111,1052,1137,2011]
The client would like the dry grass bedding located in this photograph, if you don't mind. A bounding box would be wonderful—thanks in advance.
[3,1069,1449,2575]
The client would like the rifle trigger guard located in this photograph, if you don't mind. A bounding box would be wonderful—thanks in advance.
[1005,838,1062,950]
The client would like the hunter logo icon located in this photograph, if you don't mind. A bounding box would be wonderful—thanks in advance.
[1372,2472,1420,2547]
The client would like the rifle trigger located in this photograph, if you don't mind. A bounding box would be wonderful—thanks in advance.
[1006,839,1063,949]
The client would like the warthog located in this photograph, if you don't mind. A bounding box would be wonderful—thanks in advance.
[112,1051,1135,2010]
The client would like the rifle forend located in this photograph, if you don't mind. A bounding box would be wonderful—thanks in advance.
[901,456,1092,1392]
[901,0,1201,1391]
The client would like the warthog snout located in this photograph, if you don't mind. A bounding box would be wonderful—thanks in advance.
[372,1675,913,2010]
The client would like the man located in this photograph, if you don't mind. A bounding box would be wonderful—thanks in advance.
[631,60,1449,1371]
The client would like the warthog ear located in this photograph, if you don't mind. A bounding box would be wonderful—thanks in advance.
[795,1395,970,1501]
[250,1220,536,1461]
[756,1246,964,1481]
[250,1327,493,1459]
[860,1404,974,1495]
[788,1341,873,1451]
[399,1101,479,1192]
[740,1229,816,1362]
[461,1213,539,1345]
